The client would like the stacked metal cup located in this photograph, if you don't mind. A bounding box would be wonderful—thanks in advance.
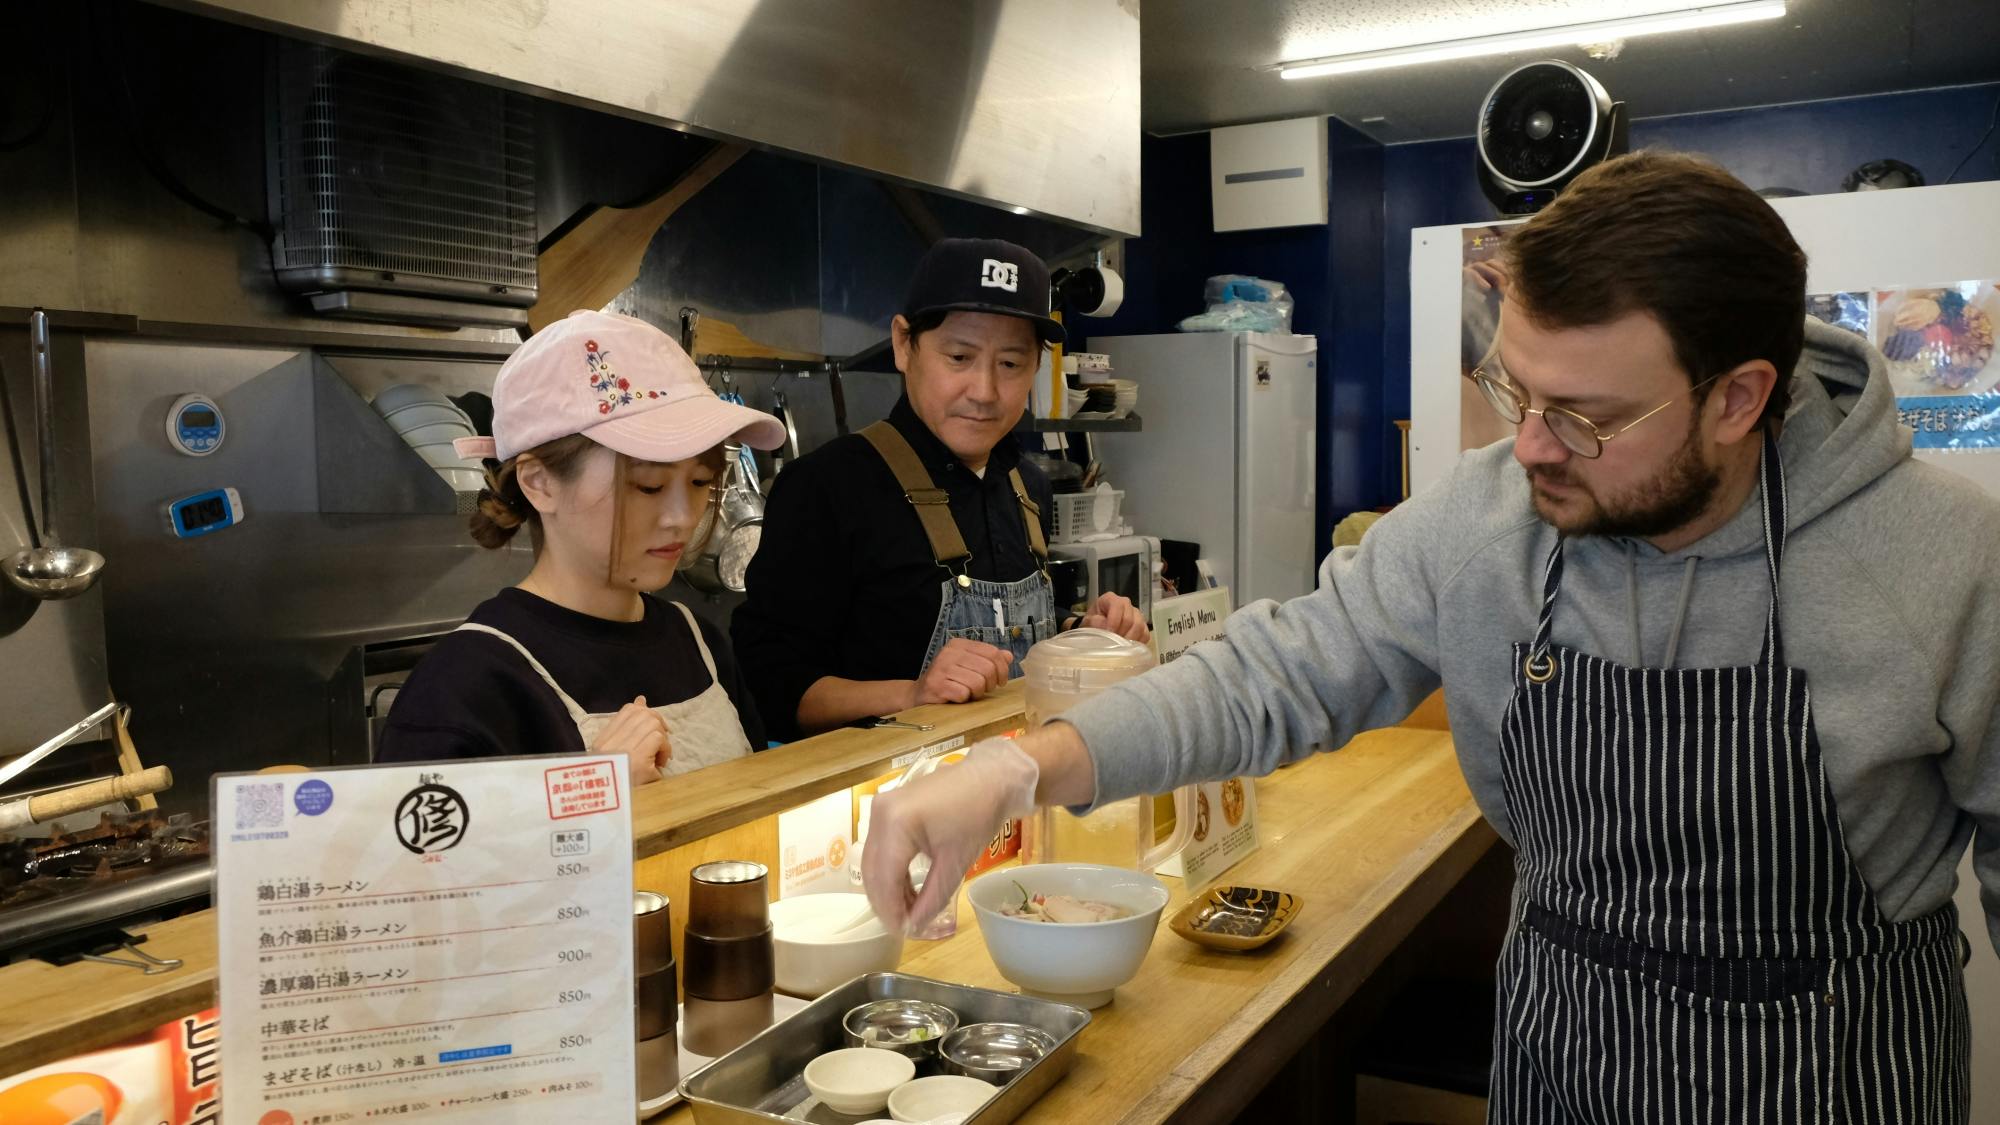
[680,860,776,1056]
[634,891,679,1102]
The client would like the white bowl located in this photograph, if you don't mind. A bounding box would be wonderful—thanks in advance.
[802,1047,915,1115]
[435,466,486,493]
[379,400,474,434]
[769,893,905,998]
[371,382,453,415]
[395,419,476,447]
[413,441,481,470]
[887,1075,995,1122]
[966,863,1170,1009]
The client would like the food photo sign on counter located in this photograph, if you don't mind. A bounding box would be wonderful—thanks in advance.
[1150,588,1262,889]
[211,756,637,1124]
[0,1007,219,1124]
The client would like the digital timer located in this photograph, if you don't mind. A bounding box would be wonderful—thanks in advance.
[165,487,244,539]
[166,393,226,456]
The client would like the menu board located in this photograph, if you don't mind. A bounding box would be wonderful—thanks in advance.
[212,757,635,1124]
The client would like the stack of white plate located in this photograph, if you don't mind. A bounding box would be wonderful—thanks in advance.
[1066,378,1139,420]
[372,384,485,493]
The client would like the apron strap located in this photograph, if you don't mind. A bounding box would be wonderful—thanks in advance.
[667,601,722,682]
[1755,428,1788,668]
[452,622,592,723]
[1007,467,1049,566]
[860,421,973,570]
[1525,536,1565,682]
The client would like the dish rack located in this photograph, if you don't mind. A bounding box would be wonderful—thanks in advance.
[1050,486,1127,544]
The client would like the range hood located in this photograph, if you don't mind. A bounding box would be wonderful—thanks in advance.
[158,0,1142,237]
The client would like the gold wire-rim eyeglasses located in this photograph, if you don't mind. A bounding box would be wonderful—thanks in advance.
[1470,363,1726,459]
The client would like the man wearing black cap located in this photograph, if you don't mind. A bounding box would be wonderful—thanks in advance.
[733,239,1151,741]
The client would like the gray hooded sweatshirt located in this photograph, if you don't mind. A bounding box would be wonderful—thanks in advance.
[1064,318,2000,952]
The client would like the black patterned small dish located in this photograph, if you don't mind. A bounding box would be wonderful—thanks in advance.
[1169,886,1301,952]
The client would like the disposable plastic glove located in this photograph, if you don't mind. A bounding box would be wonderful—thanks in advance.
[860,737,1041,933]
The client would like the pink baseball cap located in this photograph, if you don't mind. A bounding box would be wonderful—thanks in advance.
[455,310,785,463]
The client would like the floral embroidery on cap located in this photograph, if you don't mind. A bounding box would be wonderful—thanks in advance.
[585,344,643,414]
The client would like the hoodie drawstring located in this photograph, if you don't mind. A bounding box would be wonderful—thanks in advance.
[1625,542,1642,667]
[1625,543,1702,669]
[1664,557,1698,669]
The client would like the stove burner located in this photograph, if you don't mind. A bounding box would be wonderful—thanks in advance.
[0,811,209,910]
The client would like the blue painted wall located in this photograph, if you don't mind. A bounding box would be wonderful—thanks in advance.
[1100,81,2000,540]
[1081,119,1383,550]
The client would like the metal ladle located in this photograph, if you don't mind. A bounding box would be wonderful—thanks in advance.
[3,310,104,599]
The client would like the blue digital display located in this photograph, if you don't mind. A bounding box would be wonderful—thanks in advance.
[175,403,221,453]
[171,489,237,538]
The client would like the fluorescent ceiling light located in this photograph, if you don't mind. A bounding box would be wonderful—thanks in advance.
[1278,1,1786,79]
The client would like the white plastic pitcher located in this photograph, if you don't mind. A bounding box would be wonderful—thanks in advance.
[1018,629,1194,873]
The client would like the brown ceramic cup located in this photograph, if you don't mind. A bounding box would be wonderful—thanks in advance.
[634,890,674,975]
[686,860,771,938]
[682,992,775,1058]
[681,924,776,1001]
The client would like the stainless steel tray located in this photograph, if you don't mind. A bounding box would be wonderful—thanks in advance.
[679,973,1091,1125]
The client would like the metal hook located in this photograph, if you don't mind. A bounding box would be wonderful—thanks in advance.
[80,940,185,975]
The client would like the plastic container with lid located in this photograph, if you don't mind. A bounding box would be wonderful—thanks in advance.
[1019,630,1193,873]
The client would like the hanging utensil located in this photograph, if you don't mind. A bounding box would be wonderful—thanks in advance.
[0,764,173,833]
[0,700,123,790]
[4,310,104,600]
[770,390,802,472]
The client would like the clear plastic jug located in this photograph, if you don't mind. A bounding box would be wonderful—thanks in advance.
[1018,629,1194,873]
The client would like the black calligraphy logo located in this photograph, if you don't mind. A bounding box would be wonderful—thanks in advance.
[394,783,470,854]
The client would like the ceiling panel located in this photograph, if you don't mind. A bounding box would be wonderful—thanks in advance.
[1140,0,2000,142]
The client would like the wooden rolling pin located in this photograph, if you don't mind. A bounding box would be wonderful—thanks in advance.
[0,765,173,832]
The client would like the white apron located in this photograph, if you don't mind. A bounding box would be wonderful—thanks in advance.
[454,601,753,776]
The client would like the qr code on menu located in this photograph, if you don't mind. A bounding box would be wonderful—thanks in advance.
[236,782,284,830]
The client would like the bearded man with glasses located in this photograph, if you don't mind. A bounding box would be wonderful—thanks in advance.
[861,151,2000,1123]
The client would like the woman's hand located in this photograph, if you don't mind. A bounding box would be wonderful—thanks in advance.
[594,696,671,785]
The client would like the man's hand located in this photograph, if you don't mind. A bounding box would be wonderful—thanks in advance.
[910,638,1013,707]
[593,697,671,785]
[1080,592,1152,643]
[861,738,1041,932]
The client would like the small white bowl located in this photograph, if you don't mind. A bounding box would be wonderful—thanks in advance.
[966,863,1170,1009]
[769,893,905,998]
[801,1047,915,1116]
[887,1074,995,1122]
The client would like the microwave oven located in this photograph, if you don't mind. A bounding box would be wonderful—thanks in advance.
[1049,535,1158,620]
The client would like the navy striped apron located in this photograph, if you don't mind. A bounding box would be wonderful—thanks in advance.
[1490,431,1972,1123]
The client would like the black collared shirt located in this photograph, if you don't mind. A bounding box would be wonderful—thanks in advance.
[731,397,1053,741]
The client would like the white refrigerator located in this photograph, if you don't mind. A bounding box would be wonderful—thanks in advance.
[1084,331,1318,607]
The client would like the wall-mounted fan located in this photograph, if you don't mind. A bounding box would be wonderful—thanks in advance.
[1476,60,1629,216]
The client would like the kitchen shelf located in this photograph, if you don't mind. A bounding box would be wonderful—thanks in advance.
[1017,412,1142,433]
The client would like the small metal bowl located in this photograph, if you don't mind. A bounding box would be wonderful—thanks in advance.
[841,998,958,1059]
[938,1022,1058,1085]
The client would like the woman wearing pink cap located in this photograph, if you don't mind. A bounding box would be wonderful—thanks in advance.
[378,311,786,783]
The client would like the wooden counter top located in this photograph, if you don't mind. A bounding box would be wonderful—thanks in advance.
[657,725,1495,1125]
[0,689,1030,1076]
[0,714,1495,1125]
[630,684,1030,855]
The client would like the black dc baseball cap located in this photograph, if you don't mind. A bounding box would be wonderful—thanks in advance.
[902,238,1066,345]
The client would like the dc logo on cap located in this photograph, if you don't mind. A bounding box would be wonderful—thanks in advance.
[980,258,1019,293]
